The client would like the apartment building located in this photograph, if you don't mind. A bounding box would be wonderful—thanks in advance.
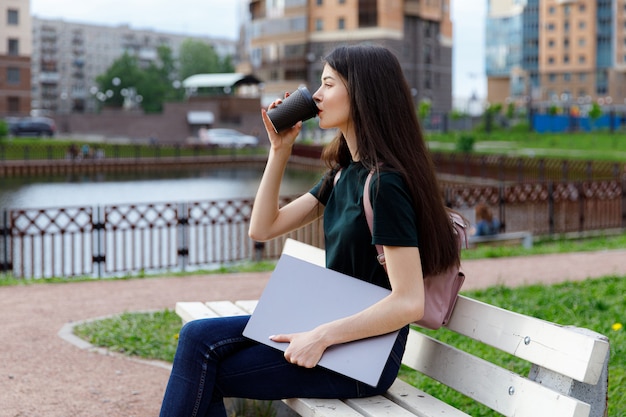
[487,0,626,110]
[0,0,31,117]
[245,0,453,113]
[31,18,237,115]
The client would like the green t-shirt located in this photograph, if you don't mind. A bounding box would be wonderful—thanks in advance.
[309,161,419,289]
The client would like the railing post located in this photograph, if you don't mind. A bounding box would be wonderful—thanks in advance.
[548,181,555,235]
[499,183,506,233]
[578,181,585,233]
[0,210,12,274]
[177,202,189,272]
[92,206,106,278]
[622,176,626,229]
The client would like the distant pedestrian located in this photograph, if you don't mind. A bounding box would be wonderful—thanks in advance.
[474,204,500,236]
[81,144,90,159]
[67,144,78,160]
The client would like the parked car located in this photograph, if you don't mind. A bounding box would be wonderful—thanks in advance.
[200,128,258,148]
[10,117,56,137]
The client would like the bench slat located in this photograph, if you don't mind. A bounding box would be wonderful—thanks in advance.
[205,300,250,317]
[283,398,364,417]
[402,329,591,417]
[175,301,220,324]
[235,300,258,314]
[385,379,470,417]
[283,238,325,266]
[346,395,422,417]
[446,296,609,384]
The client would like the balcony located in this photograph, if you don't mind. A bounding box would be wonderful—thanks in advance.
[39,72,60,84]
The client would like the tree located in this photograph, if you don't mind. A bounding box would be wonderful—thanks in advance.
[95,46,183,113]
[178,39,234,80]
[95,53,143,108]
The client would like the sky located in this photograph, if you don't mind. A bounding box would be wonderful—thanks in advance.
[30,0,487,101]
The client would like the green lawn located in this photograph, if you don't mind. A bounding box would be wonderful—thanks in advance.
[428,131,626,162]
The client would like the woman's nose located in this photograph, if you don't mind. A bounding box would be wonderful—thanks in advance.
[312,88,322,103]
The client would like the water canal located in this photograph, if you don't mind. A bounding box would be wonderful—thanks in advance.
[0,167,321,209]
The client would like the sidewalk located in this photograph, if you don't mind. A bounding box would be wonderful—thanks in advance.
[1,249,625,417]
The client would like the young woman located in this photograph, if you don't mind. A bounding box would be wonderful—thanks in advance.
[159,44,460,417]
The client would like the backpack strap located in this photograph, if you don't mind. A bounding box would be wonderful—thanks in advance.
[362,171,387,267]
[337,168,386,267]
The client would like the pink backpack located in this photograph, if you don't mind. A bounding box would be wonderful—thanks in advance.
[335,169,468,330]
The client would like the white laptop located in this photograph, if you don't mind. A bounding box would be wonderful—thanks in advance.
[243,239,399,386]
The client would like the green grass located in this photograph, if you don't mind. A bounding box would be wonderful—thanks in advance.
[74,310,181,362]
[0,137,266,160]
[428,131,626,162]
[3,131,626,162]
[74,275,625,416]
[461,232,626,260]
[0,260,277,287]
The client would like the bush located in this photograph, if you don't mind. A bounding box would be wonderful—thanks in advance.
[456,134,475,153]
[0,120,8,139]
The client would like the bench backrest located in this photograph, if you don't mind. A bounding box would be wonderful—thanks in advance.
[402,296,609,417]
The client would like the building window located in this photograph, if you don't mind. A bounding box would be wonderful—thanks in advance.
[579,55,586,64]
[316,0,323,5]
[7,68,20,84]
[549,73,557,82]
[8,39,19,56]
[563,73,571,81]
[338,18,345,30]
[8,97,20,113]
[563,54,569,63]
[359,0,377,28]
[548,56,555,64]
[339,0,346,3]
[316,18,323,31]
[7,9,18,25]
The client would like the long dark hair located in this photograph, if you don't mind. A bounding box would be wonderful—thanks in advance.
[321,44,459,275]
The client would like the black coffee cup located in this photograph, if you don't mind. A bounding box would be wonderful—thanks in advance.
[266,87,319,133]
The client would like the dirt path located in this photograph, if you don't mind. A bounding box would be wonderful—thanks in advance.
[0,274,270,417]
[1,249,625,417]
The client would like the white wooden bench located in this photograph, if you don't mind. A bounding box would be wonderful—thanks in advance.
[469,231,533,249]
[175,242,609,417]
[175,298,609,417]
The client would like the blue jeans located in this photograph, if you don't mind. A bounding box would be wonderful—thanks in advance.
[159,315,409,417]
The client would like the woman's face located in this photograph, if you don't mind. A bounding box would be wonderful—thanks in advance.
[312,64,351,132]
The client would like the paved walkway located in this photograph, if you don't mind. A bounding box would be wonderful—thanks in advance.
[1,249,625,417]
